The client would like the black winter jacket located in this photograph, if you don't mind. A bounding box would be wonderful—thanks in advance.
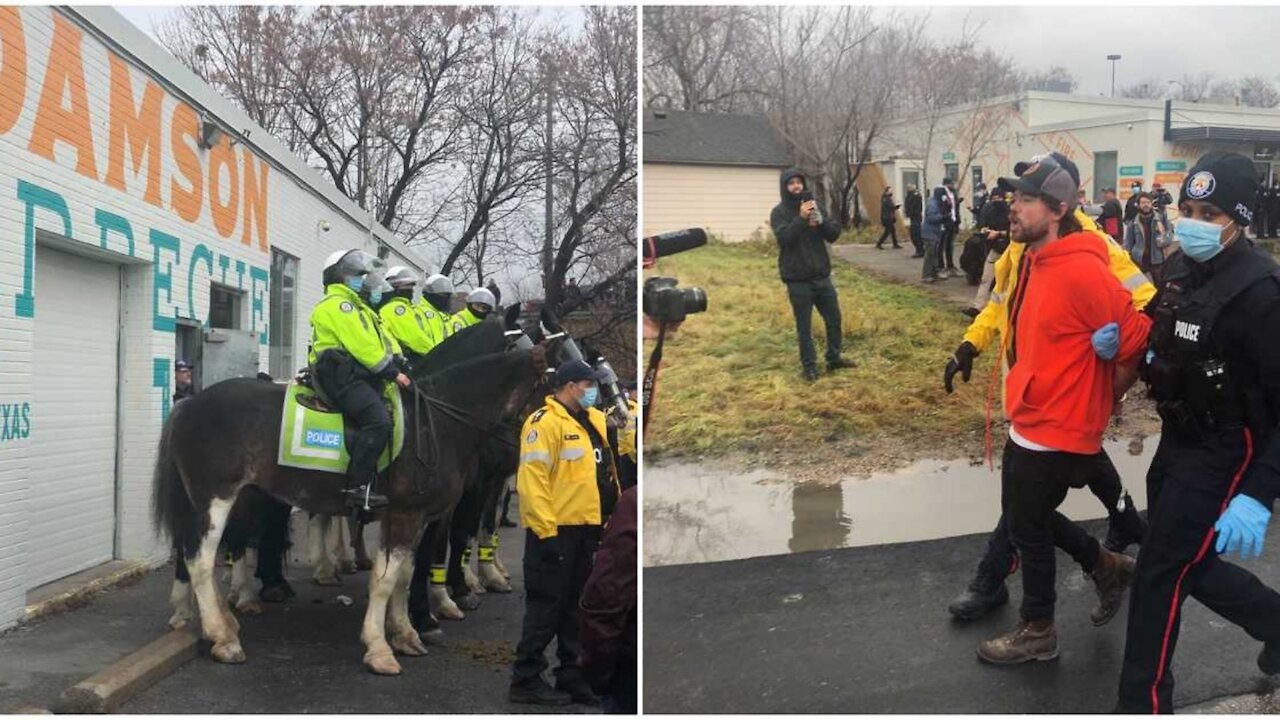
[771,169,843,283]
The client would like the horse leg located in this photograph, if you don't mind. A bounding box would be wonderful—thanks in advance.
[309,514,340,586]
[361,538,417,675]
[336,515,357,575]
[493,475,514,579]
[168,550,198,630]
[386,536,429,658]
[188,496,246,663]
[447,503,481,611]
[429,518,464,620]
[408,521,443,642]
[257,500,295,603]
[478,474,512,592]
[350,517,373,571]
[229,549,263,615]
[462,537,484,596]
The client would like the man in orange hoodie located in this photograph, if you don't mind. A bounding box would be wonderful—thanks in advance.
[978,154,1153,665]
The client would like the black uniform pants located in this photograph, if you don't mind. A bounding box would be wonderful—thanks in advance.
[942,225,958,270]
[1002,441,1103,621]
[978,449,1124,581]
[876,223,898,248]
[1116,430,1280,713]
[909,221,923,255]
[316,366,390,486]
[513,526,601,686]
[785,278,843,372]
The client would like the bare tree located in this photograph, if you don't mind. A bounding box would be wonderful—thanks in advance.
[1022,65,1078,93]
[643,6,764,112]
[1119,78,1167,99]
[1175,72,1215,102]
[1239,75,1280,108]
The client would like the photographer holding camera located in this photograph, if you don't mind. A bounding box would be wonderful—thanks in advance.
[771,169,852,382]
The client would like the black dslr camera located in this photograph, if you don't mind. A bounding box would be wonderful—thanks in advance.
[643,277,707,324]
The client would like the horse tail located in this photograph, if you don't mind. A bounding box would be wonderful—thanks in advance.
[152,405,200,556]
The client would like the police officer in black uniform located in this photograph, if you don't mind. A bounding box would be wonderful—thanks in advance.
[1253,178,1270,239]
[1269,179,1280,239]
[1115,152,1280,713]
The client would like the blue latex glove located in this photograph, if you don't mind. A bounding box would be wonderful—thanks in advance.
[1215,494,1272,559]
[1092,322,1119,360]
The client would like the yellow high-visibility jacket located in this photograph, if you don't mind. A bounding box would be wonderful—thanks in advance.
[454,307,485,328]
[962,209,1156,354]
[415,299,453,347]
[379,296,441,357]
[308,283,401,372]
[617,399,638,462]
[517,397,621,539]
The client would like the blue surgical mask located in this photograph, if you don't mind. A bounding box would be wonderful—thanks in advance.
[1175,217,1229,262]
[368,290,383,305]
[345,276,364,293]
[581,386,599,409]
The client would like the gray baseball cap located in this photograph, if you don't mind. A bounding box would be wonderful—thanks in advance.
[998,154,1079,211]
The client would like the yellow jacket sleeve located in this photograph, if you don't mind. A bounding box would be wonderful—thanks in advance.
[311,298,392,373]
[517,414,560,539]
[963,245,1016,353]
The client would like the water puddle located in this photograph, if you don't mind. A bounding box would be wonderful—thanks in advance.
[643,436,1158,567]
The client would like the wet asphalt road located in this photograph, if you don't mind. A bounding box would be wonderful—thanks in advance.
[0,521,597,714]
[644,518,1280,714]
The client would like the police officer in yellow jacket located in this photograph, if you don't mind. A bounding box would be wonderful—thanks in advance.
[941,153,1151,621]
[309,249,411,510]
[419,274,460,342]
[510,359,621,707]
[455,287,497,328]
[380,266,446,362]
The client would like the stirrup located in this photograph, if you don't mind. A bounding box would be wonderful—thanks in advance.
[342,484,388,511]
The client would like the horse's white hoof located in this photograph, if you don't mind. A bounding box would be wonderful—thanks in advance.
[437,602,465,621]
[236,599,263,616]
[390,633,429,657]
[223,609,242,635]
[312,571,341,586]
[463,565,485,595]
[211,641,247,664]
[168,614,193,631]
[479,564,512,593]
[364,649,402,675]
[493,556,510,578]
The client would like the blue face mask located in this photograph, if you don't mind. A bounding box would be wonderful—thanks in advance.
[580,386,599,409]
[345,276,364,293]
[1175,217,1229,263]
[368,290,383,306]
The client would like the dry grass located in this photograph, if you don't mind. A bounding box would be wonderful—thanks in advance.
[644,240,999,462]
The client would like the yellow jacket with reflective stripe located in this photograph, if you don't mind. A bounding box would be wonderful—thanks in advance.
[517,396,620,539]
[445,311,467,336]
[962,209,1156,354]
[414,299,453,348]
[379,297,440,356]
[308,284,399,373]
[454,307,484,328]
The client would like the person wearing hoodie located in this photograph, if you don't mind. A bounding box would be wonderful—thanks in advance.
[904,185,925,257]
[975,153,1153,665]
[1115,152,1280,713]
[921,185,948,283]
[944,153,1152,623]
[770,169,852,382]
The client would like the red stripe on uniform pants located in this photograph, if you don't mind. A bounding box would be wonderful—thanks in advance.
[1148,427,1253,714]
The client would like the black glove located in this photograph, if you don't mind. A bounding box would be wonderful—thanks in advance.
[944,341,979,394]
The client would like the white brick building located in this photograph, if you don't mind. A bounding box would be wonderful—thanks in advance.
[0,6,429,630]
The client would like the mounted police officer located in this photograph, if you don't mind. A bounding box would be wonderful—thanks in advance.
[510,359,622,706]
[1115,152,1280,712]
[379,266,444,363]
[309,249,411,511]
[455,287,497,328]
[419,273,464,339]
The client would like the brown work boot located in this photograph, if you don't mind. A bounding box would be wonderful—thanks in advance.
[1089,547,1136,626]
[977,619,1058,665]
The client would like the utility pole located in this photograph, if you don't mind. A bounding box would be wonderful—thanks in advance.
[542,57,555,300]
[1107,54,1122,97]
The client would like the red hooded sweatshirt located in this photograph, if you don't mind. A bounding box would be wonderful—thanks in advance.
[1003,230,1152,455]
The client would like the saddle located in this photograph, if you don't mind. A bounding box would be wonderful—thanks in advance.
[277,375,405,475]
[293,368,335,413]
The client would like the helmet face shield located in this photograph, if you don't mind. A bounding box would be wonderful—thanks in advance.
[361,259,393,296]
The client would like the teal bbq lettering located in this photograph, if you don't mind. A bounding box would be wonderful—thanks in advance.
[0,402,32,442]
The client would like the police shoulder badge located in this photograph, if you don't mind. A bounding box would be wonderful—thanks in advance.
[525,429,538,444]
[424,311,435,319]
[339,301,354,313]
[395,305,407,316]
[1186,171,1215,199]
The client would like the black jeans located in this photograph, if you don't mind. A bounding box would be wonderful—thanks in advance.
[876,224,898,248]
[909,222,923,254]
[513,526,601,686]
[1001,441,1103,622]
[1117,431,1280,713]
[977,449,1125,581]
[785,277,843,372]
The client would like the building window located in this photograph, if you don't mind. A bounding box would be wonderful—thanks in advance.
[903,170,920,192]
[944,163,959,182]
[209,284,243,330]
[971,166,983,190]
[270,248,299,377]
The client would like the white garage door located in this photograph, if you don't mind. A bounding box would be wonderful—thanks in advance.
[28,247,120,589]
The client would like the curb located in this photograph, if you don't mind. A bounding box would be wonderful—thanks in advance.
[23,562,153,625]
[53,630,198,714]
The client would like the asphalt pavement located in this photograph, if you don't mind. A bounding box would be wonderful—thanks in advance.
[0,521,597,714]
[643,518,1280,713]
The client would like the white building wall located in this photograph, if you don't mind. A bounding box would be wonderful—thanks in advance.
[0,6,428,629]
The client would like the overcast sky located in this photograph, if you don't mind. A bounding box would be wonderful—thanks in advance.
[882,6,1280,96]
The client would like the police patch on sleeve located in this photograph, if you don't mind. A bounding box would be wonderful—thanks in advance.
[424,311,435,319]
[395,306,407,316]
[525,429,538,445]
[339,301,354,313]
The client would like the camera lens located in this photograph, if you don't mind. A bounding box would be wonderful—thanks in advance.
[682,287,708,315]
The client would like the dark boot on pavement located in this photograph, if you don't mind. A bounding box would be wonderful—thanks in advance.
[556,677,601,706]
[1089,547,1136,626]
[1260,641,1280,675]
[948,574,1009,621]
[509,677,572,706]
[977,619,1058,664]
[1104,493,1146,552]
